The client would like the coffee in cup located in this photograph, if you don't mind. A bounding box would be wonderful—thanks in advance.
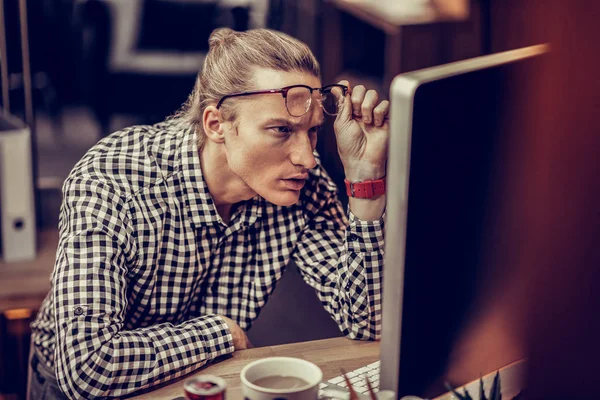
[240,357,322,400]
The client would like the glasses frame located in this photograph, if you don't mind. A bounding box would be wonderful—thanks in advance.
[216,84,348,117]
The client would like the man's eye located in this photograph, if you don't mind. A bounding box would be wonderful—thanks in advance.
[309,126,322,135]
[271,126,292,135]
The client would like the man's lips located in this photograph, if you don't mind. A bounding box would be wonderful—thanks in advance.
[282,173,308,190]
[287,174,308,180]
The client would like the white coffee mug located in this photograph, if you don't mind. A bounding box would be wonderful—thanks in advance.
[240,357,323,400]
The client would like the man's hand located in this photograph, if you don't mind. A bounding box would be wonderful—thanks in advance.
[220,316,253,350]
[333,80,390,182]
[332,81,389,221]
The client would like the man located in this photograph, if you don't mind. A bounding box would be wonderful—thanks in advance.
[29,28,389,399]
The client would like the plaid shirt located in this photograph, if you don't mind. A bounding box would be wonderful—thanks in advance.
[30,119,385,399]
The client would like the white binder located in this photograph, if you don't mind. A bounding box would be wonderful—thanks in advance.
[0,0,37,262]
[0,115,36,261]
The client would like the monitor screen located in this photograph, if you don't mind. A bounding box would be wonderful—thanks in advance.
[387,50,547,398]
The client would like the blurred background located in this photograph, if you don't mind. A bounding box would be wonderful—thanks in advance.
[0,0,551,398]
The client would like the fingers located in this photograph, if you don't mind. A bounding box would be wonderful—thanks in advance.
[335,81,388,127]
[373,100,390,127]
[351,85,367,118]
[361,90,379,124]
[335,80,352,123]
[334,80,349,100]
[221,315,250,350]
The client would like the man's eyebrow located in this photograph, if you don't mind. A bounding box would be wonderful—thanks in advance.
[263,118,325,128]
[264,118,295,126]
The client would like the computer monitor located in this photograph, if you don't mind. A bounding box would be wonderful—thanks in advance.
[379,44,549,398]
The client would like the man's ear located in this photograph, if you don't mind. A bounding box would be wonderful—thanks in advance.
[202,105,226,144]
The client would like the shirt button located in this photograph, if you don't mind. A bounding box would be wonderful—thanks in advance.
[349,234,360,242]
[74,307,84,316]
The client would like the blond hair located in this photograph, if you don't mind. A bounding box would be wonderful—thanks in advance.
[177,28,321,148]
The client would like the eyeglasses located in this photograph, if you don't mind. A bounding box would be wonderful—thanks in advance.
[216,84,348,117]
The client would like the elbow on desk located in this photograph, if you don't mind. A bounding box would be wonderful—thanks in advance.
[56,340,157,399]
[57,360,115,400]
[343,318,381,341]
[345,329,381,341]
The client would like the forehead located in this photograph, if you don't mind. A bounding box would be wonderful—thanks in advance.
[251,67,321,90]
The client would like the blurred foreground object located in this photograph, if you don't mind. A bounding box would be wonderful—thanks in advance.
[519,1,600,397]
[444,1,600,398]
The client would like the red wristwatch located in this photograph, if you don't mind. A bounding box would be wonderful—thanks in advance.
[344,177,386,199]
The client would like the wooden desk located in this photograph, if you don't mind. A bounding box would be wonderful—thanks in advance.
[132,337,379,399]
[133,337,524,400]
[0,229,58,313]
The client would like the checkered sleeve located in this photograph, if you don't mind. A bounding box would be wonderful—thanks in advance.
[53,178,234,399]
[293,194,385,340]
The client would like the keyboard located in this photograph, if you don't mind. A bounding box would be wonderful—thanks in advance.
[319,360,380,398]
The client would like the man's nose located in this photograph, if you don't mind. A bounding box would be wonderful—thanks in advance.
[291,133,317,169]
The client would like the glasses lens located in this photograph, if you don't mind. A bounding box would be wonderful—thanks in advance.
[321,86,345,116]
[285,86,312,117]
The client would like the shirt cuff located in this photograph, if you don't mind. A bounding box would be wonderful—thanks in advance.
[198,315,235,359]
[346,210,386,253]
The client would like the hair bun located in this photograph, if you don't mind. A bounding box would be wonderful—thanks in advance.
[209,27,236,49]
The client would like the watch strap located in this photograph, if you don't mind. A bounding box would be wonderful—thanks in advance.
[344,178,386,198]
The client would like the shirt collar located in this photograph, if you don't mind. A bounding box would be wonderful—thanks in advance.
[179,129,221,228]
[179,128,263,230]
